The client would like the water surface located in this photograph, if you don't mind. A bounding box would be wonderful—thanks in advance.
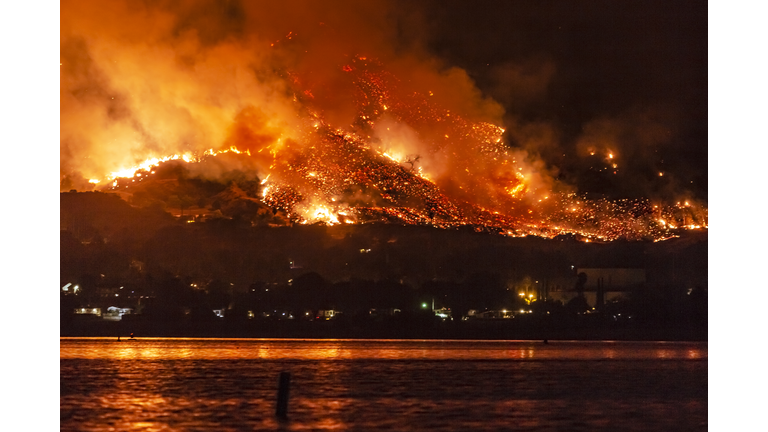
[61,338,707,431]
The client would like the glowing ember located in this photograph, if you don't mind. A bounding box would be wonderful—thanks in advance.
[94,147,250,184]
[88,57,706,242]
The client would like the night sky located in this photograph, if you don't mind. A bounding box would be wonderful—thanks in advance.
[416,0,707,199]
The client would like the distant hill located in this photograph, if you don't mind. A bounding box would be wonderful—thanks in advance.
[60,189,707,290]
[60,190,175,244]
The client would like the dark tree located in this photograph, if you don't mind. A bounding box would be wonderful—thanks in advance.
[575,272,588,296]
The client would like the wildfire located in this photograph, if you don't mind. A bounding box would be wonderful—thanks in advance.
[89,56,706,242]
[93,147,251,184]
[295,204,339,225]
[506,182,526,198]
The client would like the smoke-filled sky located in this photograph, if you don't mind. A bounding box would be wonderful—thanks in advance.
[426,0,707,200]
[59,0,706,202]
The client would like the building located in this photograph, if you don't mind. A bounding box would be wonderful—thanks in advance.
[102,306,134,321]
[74,307,101,316]
[433,307,452,319]
[316,309,337,320]
[549,268,645,308]
[466,309,514,319]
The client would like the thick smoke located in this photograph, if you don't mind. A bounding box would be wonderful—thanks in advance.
[570,105,703,203]
[60,0,703,226]
[62,0,297,186]
[61,0,523,184]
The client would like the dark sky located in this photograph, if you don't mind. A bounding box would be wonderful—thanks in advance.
[409,0,707,200]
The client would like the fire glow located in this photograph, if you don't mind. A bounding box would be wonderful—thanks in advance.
[93,147,253,183]
[93,58,706,241]
[62,3,706,242]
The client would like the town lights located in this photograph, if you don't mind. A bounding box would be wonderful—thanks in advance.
[519,293,534,304]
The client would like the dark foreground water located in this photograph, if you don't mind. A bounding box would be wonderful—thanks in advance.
[60,338,707,431]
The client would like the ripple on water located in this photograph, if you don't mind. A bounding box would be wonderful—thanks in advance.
[60,339,707,431]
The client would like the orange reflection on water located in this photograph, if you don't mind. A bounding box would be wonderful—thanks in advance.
[113,344,192,360]
[61,338,707,361]
[299,399,353,430]
[62,338,708,432]
[510,348,536,359]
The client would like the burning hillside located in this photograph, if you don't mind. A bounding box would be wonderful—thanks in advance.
[61,1,706,242]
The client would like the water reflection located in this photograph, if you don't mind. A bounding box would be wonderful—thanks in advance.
[61,338,708,432]
[61,338,707,361]
[299,399,353,430]
[510,348,536,359]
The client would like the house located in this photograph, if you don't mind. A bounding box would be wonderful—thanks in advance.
[433,307,452,319]
[369,308,401,317]
[74,307,101,316]
[316,309,337,320]
[549,268,645,308]
[61,283,80,295]
[102,306,134,321]
[466,309,514,319]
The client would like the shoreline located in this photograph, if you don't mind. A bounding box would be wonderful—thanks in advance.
[61,318,706,342]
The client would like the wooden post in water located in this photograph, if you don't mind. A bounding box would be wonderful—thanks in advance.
[276,371,291,419]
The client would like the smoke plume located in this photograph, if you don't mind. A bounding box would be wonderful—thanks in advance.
[60,0,706,240]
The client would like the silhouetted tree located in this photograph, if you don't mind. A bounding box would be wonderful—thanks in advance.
[290,272,330,309]
[206,279,232,309]
[463,272,505,309]
[565,295,590,314]
[575,272,587,296]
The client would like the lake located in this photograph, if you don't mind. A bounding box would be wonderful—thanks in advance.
[60,338,707,431]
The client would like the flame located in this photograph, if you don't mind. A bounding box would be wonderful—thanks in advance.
[297,204,341,225]
[506,182,526,198]
[382,152,400,162]
[416,166,432,181]
[95,147,250,183]
[76,50,706,242]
